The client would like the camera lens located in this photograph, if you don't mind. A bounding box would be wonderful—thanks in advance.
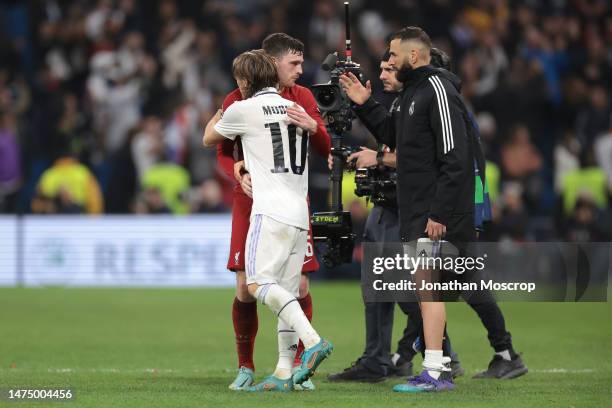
[317,88,337,109]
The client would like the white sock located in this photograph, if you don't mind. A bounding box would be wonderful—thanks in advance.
[423,349,444,379]
[255,283,321,349]
[273,319,297,379]
[496,349,512,361]
[391,353,401,365]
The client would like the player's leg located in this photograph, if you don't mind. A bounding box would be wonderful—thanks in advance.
[292,219,317,388]
[467,291,527,379]
[393,303,421,377]
[293,273,317,390]
[245,216,332,388]
[394,264,453,393]
[329,206,391,382]
[393,310,464,378]
[276,226,332,385]
[244,214,298,391]
[293,274,312,366]
[247,317,298,392]
[227,193,257,390]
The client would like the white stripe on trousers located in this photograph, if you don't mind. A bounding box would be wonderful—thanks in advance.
[247,214,263,278]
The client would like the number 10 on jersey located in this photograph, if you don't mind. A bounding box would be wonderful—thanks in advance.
[265,122,309,175]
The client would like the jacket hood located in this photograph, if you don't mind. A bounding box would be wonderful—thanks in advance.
[400,65,462,92]
[433,67,462,92]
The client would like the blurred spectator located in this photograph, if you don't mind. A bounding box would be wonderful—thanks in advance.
[561,156,607,216]
[575,85,611,150]
[105,127,138,214]
[473,32,508,98]
[520,25,568,105]
[500,124,542,183]
[554,130,581,194]
[190,179,227,213]
[32,151,103,214]
[0,112,21,212]
[141,161,190,214]
[0,0,608,243]
[564,196,608,242]
[594,126,612,193]
[131,116,164,181]
[497,182,529,241]
[134,186,171,214]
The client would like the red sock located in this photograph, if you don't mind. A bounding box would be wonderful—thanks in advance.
[294,293,313,366]
[232,297,258,371]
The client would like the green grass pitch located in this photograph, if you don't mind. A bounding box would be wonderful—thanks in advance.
[1,282,611,407]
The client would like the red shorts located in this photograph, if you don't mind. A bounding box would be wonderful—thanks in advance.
[227,192,319,273]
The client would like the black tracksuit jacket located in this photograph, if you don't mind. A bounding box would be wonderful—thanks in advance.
[354,65,475,242]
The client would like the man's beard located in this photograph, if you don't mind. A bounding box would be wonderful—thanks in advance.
[395,61,414,83]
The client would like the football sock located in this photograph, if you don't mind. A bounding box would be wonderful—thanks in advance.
[274,319,297,379]
[232,297,258,371]
[496,349,512,361]
[423,349,445,380]
[294,293,313,365]
[255,283,321,349]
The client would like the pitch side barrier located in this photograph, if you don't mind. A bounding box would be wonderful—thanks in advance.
[0,215,233,287]
[361,241,612,302]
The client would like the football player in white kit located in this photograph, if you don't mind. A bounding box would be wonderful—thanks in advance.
[203,50,333,392]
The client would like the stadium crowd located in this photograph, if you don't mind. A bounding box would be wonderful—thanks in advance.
[0,0,611,244]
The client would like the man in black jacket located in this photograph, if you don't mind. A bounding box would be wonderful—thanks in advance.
[341,45,528,384]
[328,55,463,383]
[341,26,473,392]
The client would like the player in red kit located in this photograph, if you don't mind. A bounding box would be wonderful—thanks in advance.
[218,33,330,391]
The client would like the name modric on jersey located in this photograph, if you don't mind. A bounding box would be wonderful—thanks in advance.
[262,105,290,115]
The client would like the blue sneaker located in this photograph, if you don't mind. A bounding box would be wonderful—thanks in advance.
[292,338,333,385]
[393,371,454,393]
[228,366,254,390]
[292,366,316,390]
[246,375,293,392]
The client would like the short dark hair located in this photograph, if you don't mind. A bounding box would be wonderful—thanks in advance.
[430,47,452,71]
[232,49,278,99]
[262,33,304,57]
[381,48,391,62]
[390,26,432,50]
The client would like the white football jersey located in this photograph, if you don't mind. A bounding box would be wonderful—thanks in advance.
[215,87,310,230]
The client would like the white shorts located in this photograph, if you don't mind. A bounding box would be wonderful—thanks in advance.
[245,214,308,296]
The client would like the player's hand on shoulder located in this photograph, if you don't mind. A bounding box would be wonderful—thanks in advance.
[286,103,317,134]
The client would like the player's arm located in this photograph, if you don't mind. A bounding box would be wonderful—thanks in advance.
[340,72,396,149]
[382,151,396,167]
[346,147,396,169]
[205,103,247,147]
[292,88,331,156]
[202,109,225,146]
[216,90,243,179]
[428,79,471,228]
